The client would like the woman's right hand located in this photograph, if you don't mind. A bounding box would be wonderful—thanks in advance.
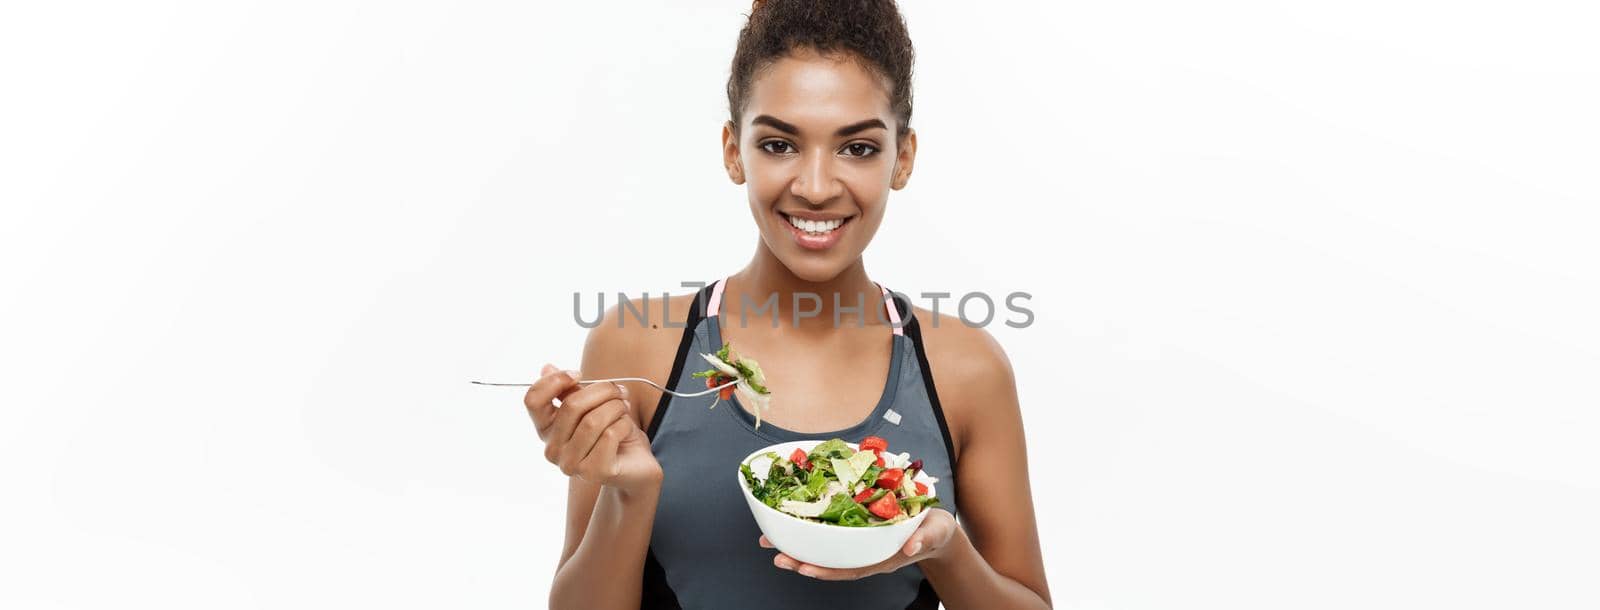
[524,364,663,495]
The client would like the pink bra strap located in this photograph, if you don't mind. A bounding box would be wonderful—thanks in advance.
[707,278,728,315]
[708,277,902,335]
[877,282,904,336]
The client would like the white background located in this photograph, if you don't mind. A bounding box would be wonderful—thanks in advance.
[3,1,1597,608]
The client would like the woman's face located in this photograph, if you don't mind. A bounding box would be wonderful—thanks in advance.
[722,48,917,283]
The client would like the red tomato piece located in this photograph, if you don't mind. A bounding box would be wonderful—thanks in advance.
[719,386,735,400]
[915,481,928,496]
[867,493,901,520]
[789,448,811,470]
[875,453,886,467]
[853,488,876,503]
[859,436,889,454]
[876,468,904,490]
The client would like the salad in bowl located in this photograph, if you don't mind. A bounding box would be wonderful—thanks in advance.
[737,436,941,568]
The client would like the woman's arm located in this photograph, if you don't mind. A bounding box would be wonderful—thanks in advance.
[917,324,1051,608]
[549,478,661,609]
[760,320,1053,607]
[533,305,671,610]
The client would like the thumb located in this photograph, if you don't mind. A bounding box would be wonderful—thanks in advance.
[541,363,558,376]
[902,512,950,557]
[902,531,924,557]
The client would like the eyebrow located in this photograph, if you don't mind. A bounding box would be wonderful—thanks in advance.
[752,115,888,138]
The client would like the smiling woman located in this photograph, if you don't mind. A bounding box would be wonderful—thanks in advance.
[723,42,917,281]
[521,2,1053,609]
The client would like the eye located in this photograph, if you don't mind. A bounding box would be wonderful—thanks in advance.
[760,140,795,155]
[842,142,880,158]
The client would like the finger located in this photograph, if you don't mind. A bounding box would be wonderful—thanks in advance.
[793,562,872,581]
[615,383,633,413]
[546,381,625,450]
[601,383,635,422]
[551,369,589,403]
[576,416,630,483]
[901,530,926,557]
[523,366,578,435]
[901,509,952,557]
[772,552,799,571]
[559,399,626,476]
[758,535,774,549]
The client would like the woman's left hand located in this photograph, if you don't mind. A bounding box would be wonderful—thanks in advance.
[760,508,959,580]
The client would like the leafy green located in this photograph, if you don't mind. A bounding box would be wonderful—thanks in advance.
[815,494,874,526]
[837,504,872,527]
[832,449,879,486]
[808,439,852,462]
[802,468,829,500]
[742,452,807,509]
[740,462,758,492]
[731,359,768,394]
[901,495,941,516]
[816,493,859,522]
[862,464,883,487]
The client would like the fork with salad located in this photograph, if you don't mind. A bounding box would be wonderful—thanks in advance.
[693,341,775,428]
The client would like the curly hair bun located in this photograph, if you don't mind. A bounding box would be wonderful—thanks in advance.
[728,0,915,138]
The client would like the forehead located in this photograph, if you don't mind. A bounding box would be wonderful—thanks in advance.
[744,50,894,130]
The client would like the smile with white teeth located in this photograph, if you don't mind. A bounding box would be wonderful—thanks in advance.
[784,214,846,235]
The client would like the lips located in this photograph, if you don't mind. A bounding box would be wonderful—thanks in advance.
[779,211,853,251]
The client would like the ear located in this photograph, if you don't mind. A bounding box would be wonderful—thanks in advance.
[890,128,917,190]
[722,120,745,185]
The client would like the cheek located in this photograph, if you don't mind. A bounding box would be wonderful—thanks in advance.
[841,164,895,210]
[744,159,788,204]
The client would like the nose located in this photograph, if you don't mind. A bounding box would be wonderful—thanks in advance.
[790,149,844,206]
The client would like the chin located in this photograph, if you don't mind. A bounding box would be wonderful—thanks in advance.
[774,250,852,283]
[789,263,846,283]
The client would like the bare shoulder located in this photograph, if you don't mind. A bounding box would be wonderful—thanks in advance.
[908,306,1019,460]
[581,291,698,357]
[580,290,701,428]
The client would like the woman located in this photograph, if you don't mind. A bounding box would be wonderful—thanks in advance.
[522,1,1051,608]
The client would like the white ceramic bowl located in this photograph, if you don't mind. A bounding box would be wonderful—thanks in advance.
[736,439,938,569]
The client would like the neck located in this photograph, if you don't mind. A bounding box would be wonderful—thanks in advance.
[726,242,881,330]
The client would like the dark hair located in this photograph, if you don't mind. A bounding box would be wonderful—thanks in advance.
[727,0,915,139]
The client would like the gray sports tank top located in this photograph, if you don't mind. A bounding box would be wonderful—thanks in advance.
[642,278,959,610]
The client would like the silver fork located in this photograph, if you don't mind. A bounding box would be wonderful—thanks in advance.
[470,377,737,398]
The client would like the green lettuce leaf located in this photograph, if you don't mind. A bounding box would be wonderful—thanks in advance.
[833,449,878,486]
[802,468,829,500]
[836,504,872,527]
[900,495,941,516]
[862,464,883,487]
[816,493,856,522]
[732,358,769,394]
[808,439,852,462]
